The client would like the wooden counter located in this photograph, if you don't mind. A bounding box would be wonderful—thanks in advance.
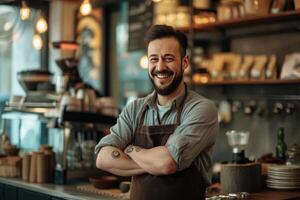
[248,190,300,200]
[208,183,300,200]
[0,177,120,200]
[0,177,299,200]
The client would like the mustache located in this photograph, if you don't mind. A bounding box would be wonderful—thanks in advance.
[151,69,174,76]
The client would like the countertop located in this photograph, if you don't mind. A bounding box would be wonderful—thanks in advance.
[0,177,122,200]
[1,177,300,200]
[207,183,300,200]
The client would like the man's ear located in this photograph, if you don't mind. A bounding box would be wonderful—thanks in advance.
[182,55,190,71]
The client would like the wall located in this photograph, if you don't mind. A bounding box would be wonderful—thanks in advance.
[115,1,152,106]
[196,84,300,162]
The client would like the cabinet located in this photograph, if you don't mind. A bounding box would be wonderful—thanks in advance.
[0,183,4,200]
[3,184,17,200]
[0,183,66,200]
[51,197,66,200]
[18,189,51,200]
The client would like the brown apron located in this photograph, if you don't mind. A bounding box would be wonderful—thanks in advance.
[130,88,206,200]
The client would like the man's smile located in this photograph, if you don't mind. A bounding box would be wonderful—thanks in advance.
[152,70,174,82]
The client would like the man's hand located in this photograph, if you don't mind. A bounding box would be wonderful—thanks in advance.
[96,146,146,176]
[124,145,177,175]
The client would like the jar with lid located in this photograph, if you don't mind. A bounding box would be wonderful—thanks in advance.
[286,144,300,165]
[176,6,190,29]
[217,0,244,21]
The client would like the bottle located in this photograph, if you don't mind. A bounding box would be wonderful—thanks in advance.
[275,127,287,162]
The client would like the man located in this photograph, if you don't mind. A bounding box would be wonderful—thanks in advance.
[95,25,219,200]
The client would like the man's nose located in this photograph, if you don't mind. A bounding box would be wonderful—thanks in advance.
[157,58,165,71]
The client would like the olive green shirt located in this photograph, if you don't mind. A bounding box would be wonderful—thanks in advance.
[95,87,219,185]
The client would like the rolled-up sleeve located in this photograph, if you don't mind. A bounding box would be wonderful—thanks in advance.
[166,100,219,171]
[94,101,136,155]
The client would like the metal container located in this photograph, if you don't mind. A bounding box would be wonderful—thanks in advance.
[17,70,53,92]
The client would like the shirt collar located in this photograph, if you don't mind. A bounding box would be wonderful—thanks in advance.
[145,83,188,110]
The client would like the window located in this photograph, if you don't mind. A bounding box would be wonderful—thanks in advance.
[0,5,41,96]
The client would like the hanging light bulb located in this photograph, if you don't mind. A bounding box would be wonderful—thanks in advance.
[36,16,48,33]
[20,0,30,21]
[33,34,43,50]
[80,0,92,16]
[139,54,148,69]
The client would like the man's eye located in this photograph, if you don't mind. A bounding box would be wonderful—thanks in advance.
[150,58,158,63]
[164,57,173,62]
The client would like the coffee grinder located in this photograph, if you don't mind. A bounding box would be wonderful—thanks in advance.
[226,130,250,164]
[221,130,261,193]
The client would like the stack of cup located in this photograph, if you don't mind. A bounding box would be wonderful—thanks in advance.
[29,152,37,183]
[23,145,56,184]
[22,153,31,181]
[37,152,48,183]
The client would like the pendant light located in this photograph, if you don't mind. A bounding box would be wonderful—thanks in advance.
[33,34,43,50]
[20,0,30,21]
[36,15,48,34]
[139,54,148,69]
[80,0,92,16]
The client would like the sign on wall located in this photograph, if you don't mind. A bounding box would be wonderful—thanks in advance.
[128,0,153,52]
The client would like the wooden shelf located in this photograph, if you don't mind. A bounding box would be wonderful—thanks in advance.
[178,10,300,32]
[194,79,300,86]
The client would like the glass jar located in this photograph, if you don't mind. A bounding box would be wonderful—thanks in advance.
[176,6,190,29]
[286,144,300,165]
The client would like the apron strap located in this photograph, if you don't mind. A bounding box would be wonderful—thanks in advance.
[137,101,150,129]
[176,83,188,126]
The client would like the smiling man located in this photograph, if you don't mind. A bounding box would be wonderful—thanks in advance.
[95,25,219,200]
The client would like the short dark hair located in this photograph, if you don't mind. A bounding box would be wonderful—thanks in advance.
[144,24,188,57]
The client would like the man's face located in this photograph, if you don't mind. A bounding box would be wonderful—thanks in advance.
[147,37,188,96]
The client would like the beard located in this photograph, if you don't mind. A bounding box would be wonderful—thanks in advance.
[149,66,184,96]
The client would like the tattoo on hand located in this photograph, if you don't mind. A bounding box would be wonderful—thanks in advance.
[135,146,142,152]
[125,145,134,154]
[111,150,121,159]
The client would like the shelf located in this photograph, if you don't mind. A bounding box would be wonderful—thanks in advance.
[61,110,117,125]
[194,79,300,86]
[178,10,300,32]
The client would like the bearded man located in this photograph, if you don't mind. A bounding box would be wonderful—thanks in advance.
[95,24,219,200]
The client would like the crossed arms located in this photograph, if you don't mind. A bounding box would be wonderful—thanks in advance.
[96,145,177,176]
[95,98,218,177]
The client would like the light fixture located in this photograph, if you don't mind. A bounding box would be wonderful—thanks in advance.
[152,0,161,2]
[20,0,30,21]
[3,22,13,31]
[80,0,92,16]
[33,34,43,50]
[36,16,48,34]
[139,55,148,69]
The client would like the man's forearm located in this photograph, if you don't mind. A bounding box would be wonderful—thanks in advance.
[108,168,145,177]
[96,146,146,176]
[125,145,177,175]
